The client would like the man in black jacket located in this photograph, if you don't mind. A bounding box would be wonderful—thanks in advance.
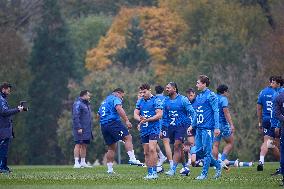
[0,82,24,173]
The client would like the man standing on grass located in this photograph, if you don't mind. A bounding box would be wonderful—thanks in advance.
[162,82,196,176]
[257,76,281,171]
[188,75,222,180]
[98,88,143,174]
[134,83,163,179]
[212,84,234,170]
[0,82,24,173]
[72,90,93,168]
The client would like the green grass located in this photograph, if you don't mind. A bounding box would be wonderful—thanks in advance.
[0,163,282,189]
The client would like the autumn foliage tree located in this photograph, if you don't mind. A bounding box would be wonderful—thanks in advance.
[114,16,149,70]
[85,7,187,78]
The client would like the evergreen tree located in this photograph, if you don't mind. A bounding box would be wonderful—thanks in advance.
[25,0,74,164]
[114,17,149,70]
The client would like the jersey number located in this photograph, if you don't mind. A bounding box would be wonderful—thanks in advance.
[266,101,273,118]
[101,107,106,116]
[197,114,204,124]
[142,111,149,127]
[170,118,176,126]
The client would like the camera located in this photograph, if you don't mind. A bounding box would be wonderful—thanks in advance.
[20,101,28,111]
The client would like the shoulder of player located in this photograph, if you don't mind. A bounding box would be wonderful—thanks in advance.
[205,91,218,102]
[258,87,270,96]
[135,98,141,106]
[218,94,228,101]
[207,90,217,98]
[111,95,122,102]
[261,87,274,94]
[179,95,189,102]
[163,96,170,101]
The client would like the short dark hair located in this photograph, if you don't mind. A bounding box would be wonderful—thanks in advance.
[274,76,282,85]
[168,82,179,93]
[139,83,151,90]
[216,84,228,94]
[80,90,90,97]
[269,75,276,83]
[113,88,124,93]
[0,82,12,90]
[186,88,195,94]
[198,75,210,87]
[155,85,164,94]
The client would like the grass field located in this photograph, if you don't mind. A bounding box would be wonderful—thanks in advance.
[0,163,282,189]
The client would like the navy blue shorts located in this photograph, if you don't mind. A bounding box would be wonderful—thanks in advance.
[161,126,169,139]
[100,121,129,145]
[140,134,159,144]
[75,140,90,144]
[167,125,187,144]
[262,120,275,138]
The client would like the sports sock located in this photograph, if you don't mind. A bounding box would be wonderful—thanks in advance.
[81,158,86,164]
[74,157,80,164]
[259,156,264,164]
[158,151,166,159]
[127,150,136,160]
[169,160,174,168]
[107,162,113,171]
[187,158,192,166]
[239,162,253,167]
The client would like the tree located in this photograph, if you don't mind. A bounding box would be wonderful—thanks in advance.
[160,0,275,161]
[85,7,187,78]
[0,29,31,164]
[114,16,150,70]
[68,15,112,81]
[60,0,158,18]
[25,0,74,164]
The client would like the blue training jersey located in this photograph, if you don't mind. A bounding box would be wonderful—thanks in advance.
[98,94,122,125]
[162,94,196,128]
[217,94,229,125]
[156,94,165,128]
[257,86,276,122]
[135,96,163,136]
[155,94,166,103]
[192,88,219,130]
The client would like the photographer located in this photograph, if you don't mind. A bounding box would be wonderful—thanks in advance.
[0,82,24,173]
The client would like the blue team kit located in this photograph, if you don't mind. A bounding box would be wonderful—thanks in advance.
[98,94,129,145]
[257,87,277,137]
[135,95,163,143]
[162,94,195,144]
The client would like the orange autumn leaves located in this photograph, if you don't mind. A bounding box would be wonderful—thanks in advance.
[85,7,187,77]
